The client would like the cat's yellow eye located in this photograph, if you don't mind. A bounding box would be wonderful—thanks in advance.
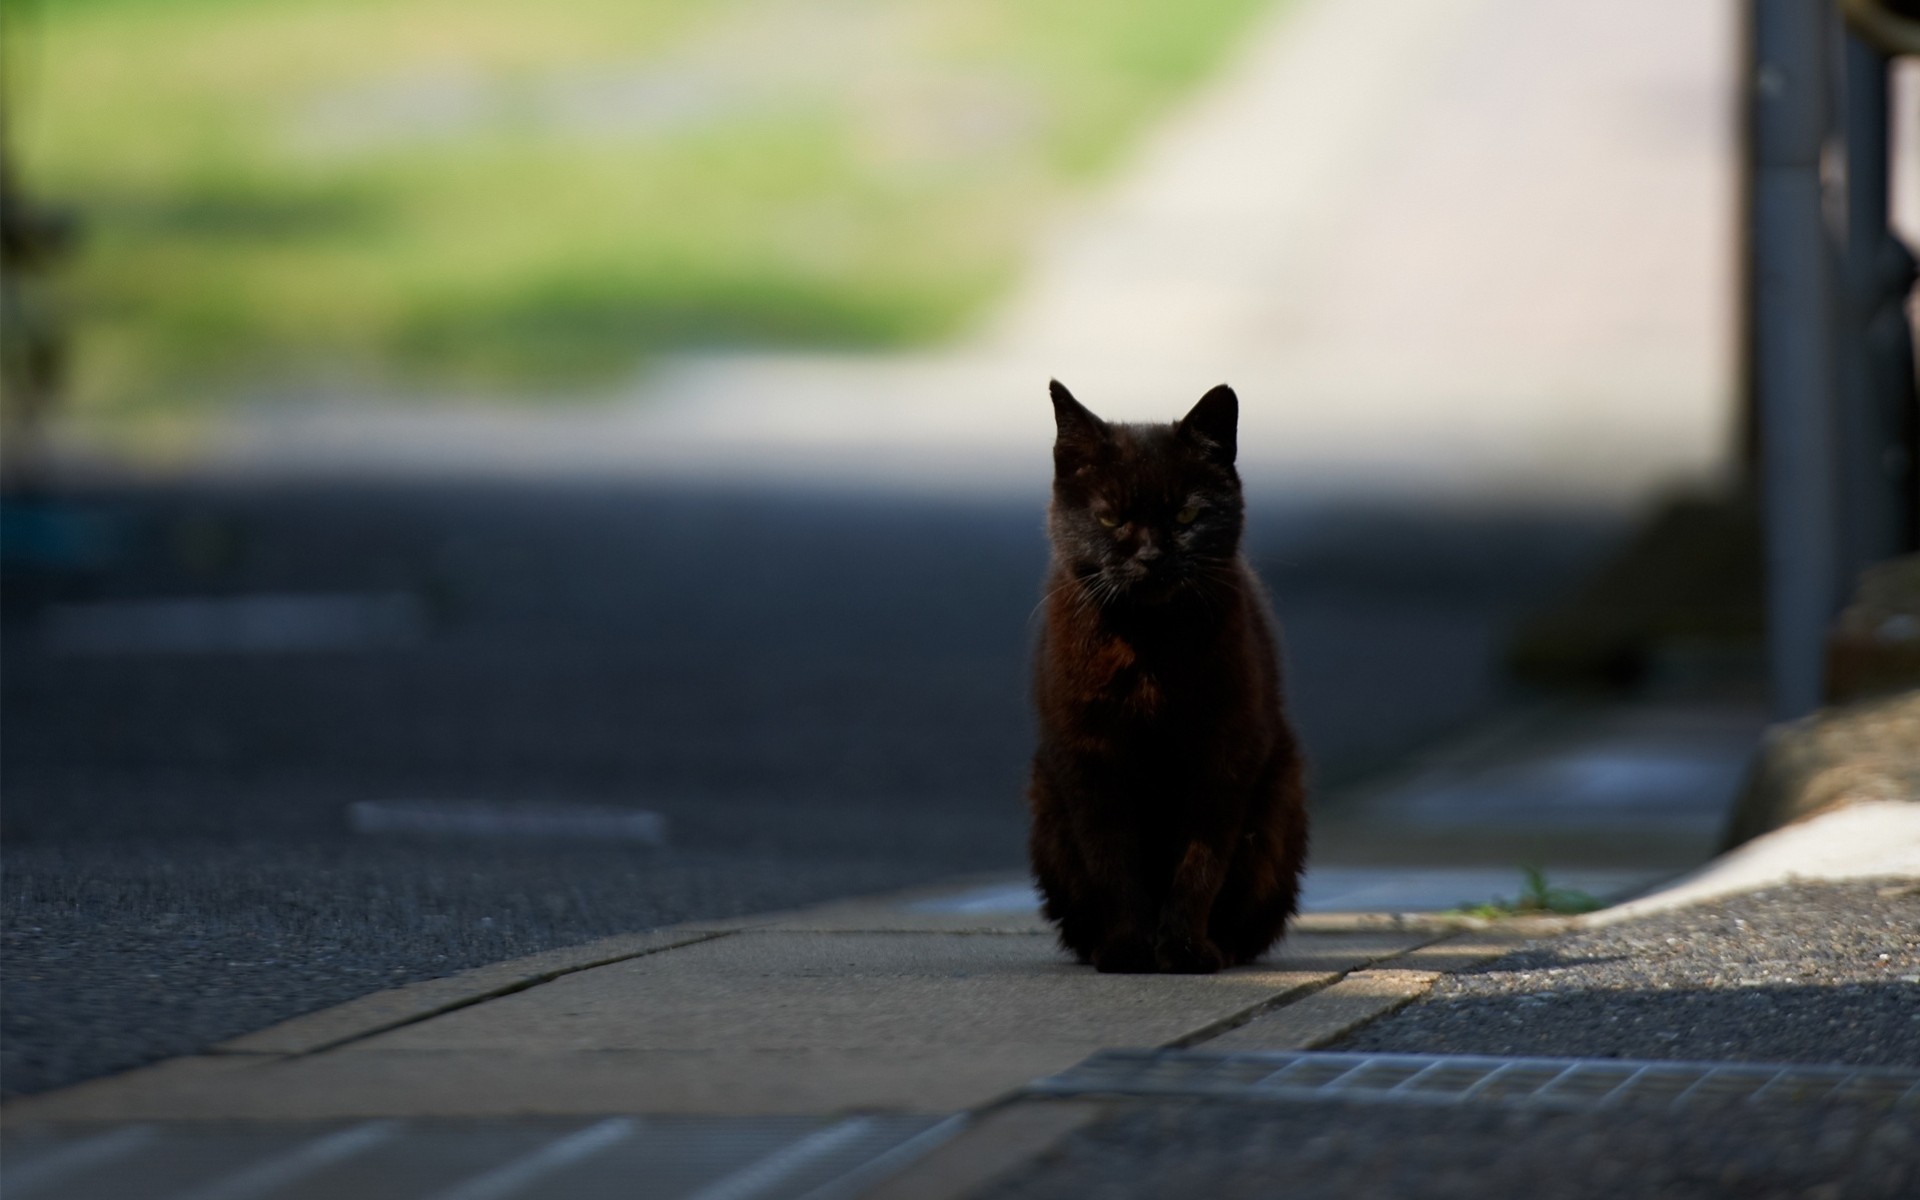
[1175,506,1200,524]
[1098,514,1120,528]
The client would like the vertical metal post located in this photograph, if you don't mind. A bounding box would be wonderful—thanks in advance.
[1835,33,1919,574]
[1749,0,1841,718]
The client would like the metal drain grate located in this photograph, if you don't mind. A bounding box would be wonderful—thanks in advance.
[1028,1049,1920,1111]
[0,1114,962,1200]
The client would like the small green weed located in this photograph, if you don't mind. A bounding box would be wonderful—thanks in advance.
[1450,865,1602,919]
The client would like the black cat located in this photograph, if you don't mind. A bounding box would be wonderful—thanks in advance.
[1028,381,1308,973]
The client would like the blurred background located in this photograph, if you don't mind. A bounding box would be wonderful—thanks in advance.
[1,0,1914,1099]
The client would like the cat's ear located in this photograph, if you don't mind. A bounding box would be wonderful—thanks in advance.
[1178,384,1237,465]
[1050,380,1110,471]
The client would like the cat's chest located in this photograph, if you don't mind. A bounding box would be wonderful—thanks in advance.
[1071,632,1202,718]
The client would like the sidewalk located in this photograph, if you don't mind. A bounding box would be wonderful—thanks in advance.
[7,687,1783,1127]
[10,695,1911,1199]
[0,878,1552,1199]
[984,875,1920,1200]
[5,797,1916,1198]
[0,885,1543,1125]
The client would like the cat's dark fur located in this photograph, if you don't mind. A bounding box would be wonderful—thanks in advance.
[1027,381,1308,974]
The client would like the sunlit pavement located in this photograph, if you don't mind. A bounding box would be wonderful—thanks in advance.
[196,0,1736,506]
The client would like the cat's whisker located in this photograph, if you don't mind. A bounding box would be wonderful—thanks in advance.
[1029,574,1085,625]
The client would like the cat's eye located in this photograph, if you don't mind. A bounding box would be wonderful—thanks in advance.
[1098,514,1120,528]
[1175,506,1200,524]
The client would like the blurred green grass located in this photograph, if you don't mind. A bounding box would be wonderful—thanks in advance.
[11,0,1278,421]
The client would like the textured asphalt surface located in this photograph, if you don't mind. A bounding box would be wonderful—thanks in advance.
[988,881,1920,1200]
[1340,879,1920,1067]
[1,480,1616,1097]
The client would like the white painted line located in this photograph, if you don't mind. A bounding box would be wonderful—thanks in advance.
[348,801,667,844]
[422,1118,636,1200]
[906,882,1039,914]
[907,868,1669,916]
[1380,746,1752,834]
[3,1125,157,1197]
[174,1121,400,1200]
[682,1117,877,1200]
[792,1115,968,1200]
[43,593,425,655]
[1299,866,1667,913]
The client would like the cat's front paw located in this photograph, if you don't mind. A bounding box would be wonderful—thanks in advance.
[1154,933,1226,975]
[1091,934,1157,974]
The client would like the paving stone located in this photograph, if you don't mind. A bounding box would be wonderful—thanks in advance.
[218,930,722,1055]
[1205,970,1441,1051]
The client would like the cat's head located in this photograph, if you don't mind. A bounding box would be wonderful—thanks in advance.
[1047,380,1245,606]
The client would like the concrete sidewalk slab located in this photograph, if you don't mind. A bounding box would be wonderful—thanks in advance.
[4,886,1442,1123]
[18,862,1904,1195]
[1206,969,1442,1051]
[33,804,1894,1132]
[1195,930,1549,1053]
[218,930,724,1056]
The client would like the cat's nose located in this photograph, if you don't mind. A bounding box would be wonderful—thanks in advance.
[1135,539,1162,563]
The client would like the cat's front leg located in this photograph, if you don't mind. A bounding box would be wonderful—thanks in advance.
[1089,877,1160,973]
[1059,788,1160,973]
[1092,930,1157,973]
[1155,839,1228,974]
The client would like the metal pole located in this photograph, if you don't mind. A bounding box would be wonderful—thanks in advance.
[1749,0,1841,718]
[1835,33,1919,570]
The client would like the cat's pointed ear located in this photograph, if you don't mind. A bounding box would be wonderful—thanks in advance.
[1178,384,1237,465]
[1050,380,1110,471]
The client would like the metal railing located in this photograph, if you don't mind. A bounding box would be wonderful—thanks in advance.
[1747,0,1919,717]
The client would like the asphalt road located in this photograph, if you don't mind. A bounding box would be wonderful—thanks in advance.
[1,479,1617,1097]
[1338,879,1920,1068]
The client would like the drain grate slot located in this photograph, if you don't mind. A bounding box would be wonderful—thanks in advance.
[1326,1059,1424,1093]
[1028,1049,1920,1112]
[0,1115,953,1200]
[1252,1057,1354,1092]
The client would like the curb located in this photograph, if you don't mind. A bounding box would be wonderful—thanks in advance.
[1584,800,1920,926]
[1720,688,1920,850]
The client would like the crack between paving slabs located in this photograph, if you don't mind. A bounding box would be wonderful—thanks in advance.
[1283,978,1432,1049]
[210,930,737,1062]
[1161,929,1462,1050]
